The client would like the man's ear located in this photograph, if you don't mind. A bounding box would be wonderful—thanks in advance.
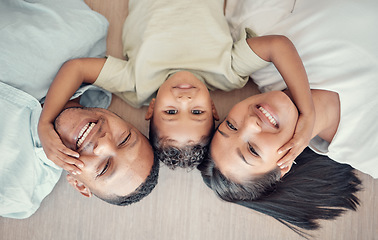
[211,100,220,121]
[66,174,92,198]
[145,98,155,120]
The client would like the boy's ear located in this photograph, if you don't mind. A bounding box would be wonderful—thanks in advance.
[145,98,155,120]
[66,174,92,198]
[211,100,220,121]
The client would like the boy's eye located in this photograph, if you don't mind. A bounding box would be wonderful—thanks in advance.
[226,120,237,131]
[165,110,178,114]
[248,143,259,157]
[191,110,203,114]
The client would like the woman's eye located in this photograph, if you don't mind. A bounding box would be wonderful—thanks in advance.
[165,110,178,114]
[119,132,131,147]
[248,143,259,157]
[191,110,203,114]
[226,120,237,131]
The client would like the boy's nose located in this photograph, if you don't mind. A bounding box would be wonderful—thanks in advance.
[177,95,192,101]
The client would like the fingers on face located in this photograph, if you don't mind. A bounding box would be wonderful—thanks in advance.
[56,154,83,175]
[278,141,295,154]
[60,146,80,158]
[277,153,295,169]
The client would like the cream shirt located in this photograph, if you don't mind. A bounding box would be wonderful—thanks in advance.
[94,0,268,108]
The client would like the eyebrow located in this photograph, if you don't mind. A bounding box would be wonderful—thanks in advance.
[104,166,117,181]
[129,133,138,148]
[217,128,229,138]
[97,132,139,181]
[237,148,252,166]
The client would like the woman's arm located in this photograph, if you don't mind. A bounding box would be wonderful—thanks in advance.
[247,35,315,171]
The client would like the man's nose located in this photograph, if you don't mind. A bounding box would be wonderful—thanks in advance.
[93,132,116,156]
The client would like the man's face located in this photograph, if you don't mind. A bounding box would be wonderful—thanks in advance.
[55,107,154,198]
[147,71,218,147]
[211,91,298,182]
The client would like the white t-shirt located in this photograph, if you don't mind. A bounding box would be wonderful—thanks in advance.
[94,0,268,108]
[226,0,378,178]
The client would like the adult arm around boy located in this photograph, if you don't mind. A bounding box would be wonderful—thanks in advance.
[247,35,315,173]
[38,58,106,175]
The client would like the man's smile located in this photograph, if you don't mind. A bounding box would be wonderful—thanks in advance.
[77,122,96,149]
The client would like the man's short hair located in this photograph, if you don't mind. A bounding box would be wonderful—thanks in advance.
[95,156,160,206]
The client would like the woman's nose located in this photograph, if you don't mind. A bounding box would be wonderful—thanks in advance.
[245,115,262,133]
[93,132,116,156]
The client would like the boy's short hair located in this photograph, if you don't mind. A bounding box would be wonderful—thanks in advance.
[149,117,215,169]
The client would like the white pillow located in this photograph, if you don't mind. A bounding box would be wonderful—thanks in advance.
[225,0,296,41]
[0,0,109,101]
[226,0,378,94]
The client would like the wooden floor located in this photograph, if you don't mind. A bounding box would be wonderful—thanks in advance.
[1,1,377,239]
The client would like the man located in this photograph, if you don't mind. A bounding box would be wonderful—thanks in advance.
[0,0,158,219]
[54,104,159,206]
[0,82,158,219]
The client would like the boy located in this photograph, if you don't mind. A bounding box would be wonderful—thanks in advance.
[39,0,314,171]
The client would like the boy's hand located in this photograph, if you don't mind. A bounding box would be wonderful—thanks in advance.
[277,112,315,173]
[38,122,83,175]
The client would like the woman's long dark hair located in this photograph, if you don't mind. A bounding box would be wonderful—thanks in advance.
[198,147,362,236]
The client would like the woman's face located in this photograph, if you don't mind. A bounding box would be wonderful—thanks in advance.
[210,91,298,183]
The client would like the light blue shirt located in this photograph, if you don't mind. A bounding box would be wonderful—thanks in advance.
[0,82,112,219]
[0,0,111,218]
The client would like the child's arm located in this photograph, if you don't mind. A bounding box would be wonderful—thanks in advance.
[247,35,315,173]
[38,58,106,175]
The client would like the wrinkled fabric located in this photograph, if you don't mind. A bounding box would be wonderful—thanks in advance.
[0,0,111,219]
[226,0,378,178]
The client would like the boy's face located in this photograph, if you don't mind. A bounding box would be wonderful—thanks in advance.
[146,71,219,147]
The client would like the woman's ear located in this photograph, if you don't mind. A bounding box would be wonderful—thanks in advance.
[145,98,155,120]
[211,100,220,121]
[66,174,92,198]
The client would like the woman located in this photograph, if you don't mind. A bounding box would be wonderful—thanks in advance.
[199,0,377,234]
